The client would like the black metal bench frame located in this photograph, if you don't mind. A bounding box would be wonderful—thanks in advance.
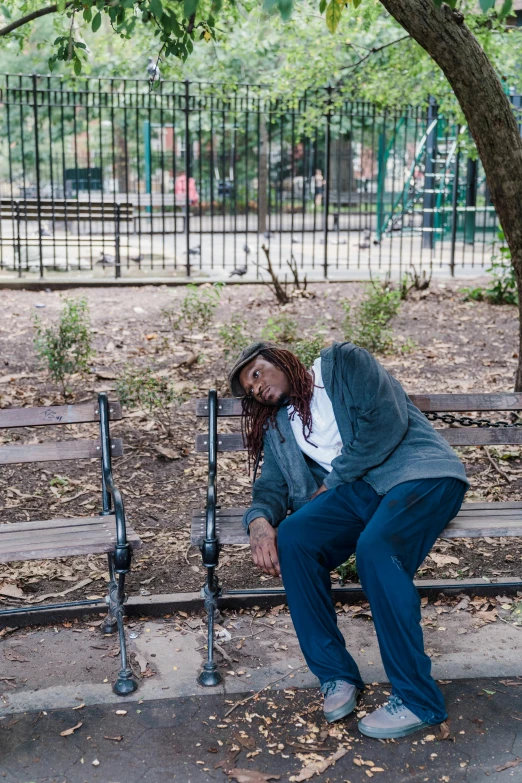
[0,392,141,696]
[193,390,522,686]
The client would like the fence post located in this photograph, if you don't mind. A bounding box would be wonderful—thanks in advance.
[422,96,438,251]
[115,203,121,279]
[323,88,332,280]
[32,73,44,279]
[464,156,477,245]
[184,79,191,278]
[449,149,460,277]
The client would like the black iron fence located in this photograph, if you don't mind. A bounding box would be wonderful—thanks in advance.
[0,74,506,280]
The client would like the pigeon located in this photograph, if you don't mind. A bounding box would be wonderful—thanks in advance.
[243,243,251,255]
[146,57,161,82]
[39,224,52,237]
[291,237,299,244]
[359,229,371,249]
[96,252,115,266]
[187,245,201,256]
[263,231,275,239]
[230,265,247,277]
[130,253,144,262]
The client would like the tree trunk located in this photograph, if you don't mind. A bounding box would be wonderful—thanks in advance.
[379,0,522,389]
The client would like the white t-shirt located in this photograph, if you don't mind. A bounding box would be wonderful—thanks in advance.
[287,357,343,473]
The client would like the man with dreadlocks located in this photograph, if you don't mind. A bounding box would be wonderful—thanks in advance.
[229,341,468,739]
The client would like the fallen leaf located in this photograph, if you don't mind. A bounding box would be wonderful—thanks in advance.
[290,747,348,781]
[60,722,83,737]
[115,710,127,715]
[154,445,181,460]
[92,759,100,767]
[0,582,25,599]
[104,735,123,742]
[437,721,451,740]
[72,703,85,711]
[227,769,280,783]
[95,368,118,380]
[429,553,460,567]
[495,758,522,772]
[234,733,256,750]
[4,650,28,663]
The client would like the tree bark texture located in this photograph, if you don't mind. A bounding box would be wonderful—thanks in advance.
[379,0,522,389]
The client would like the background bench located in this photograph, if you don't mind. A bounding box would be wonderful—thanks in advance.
[0,199,133,277]
[0,393,141,696]
[192,390,522,686]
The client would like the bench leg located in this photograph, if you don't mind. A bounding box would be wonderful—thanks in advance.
[101,554,138,696]
[198,567,222,687]
[100,553,118,635]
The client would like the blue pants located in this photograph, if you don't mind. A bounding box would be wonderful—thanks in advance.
[277,477,467,725]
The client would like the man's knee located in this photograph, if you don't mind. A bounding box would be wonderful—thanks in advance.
[278,517,315,558]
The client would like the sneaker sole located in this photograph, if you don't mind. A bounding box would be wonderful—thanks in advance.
[324,690,360,723]
[357,719,430,739]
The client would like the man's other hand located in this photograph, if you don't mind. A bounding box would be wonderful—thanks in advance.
[311,483,329,500]
[249,517,280,577]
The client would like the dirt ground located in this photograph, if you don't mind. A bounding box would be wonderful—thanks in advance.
[0,279,520,609]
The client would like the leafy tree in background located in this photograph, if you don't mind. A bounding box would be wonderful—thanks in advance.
[3,0,522,389]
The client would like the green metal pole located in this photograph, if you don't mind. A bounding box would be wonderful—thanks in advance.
[144,120,151,214]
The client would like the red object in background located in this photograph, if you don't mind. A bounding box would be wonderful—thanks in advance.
[175,173,199,205]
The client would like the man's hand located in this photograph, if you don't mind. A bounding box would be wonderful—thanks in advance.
[311,484,329,500]
[249,517,280,577]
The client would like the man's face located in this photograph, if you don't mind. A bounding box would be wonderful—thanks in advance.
[239,356,291,407]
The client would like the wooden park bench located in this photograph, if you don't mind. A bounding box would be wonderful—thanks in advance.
[192,390,522,686]
[0,199,133,277]
[0,393,142,696]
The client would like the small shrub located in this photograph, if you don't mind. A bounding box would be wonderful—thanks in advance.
[33,297,94,396]
[337,555,358,584]
[117,366,188,436]
[461,232,517,305]
[218,314,251,360]
[342,284,401,354]
[163,282,224,335]
[262,314,298,344]
[292,333,326,369]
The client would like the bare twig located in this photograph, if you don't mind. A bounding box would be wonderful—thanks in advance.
[224,664,308,717]
[485,447,511,483]
[260,245,290,305]
[340,35,411,72]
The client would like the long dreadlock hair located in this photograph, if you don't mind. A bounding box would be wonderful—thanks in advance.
[241,346,315,466]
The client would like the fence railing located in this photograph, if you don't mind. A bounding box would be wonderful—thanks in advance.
[0,74,506,280]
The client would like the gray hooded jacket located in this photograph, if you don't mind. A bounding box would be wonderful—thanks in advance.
[243,342,469,531]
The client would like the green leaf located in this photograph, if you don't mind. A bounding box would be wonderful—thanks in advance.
[325,0,342,32]
[499,0,513,17]
[263,0,279,12]
[0,5,12,19]
[83,6,92,21]
[150,0,163,18]
[92,11,102,31]
[57,0,66,11]
[278,0,293,20]
[479,0,496,11]
[319,0,327,11]
[353,0,362,8]
[73,56,82,76]
[184,0,199,17]
[211,0,222,12]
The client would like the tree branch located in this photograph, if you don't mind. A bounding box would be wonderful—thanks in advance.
[0,3,74,36]
[340,34,411,71]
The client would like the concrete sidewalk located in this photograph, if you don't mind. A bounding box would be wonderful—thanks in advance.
[2,601,522,781]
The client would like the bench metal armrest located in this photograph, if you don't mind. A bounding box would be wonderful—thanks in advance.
[98,392,131,572]
[202,389,219,569]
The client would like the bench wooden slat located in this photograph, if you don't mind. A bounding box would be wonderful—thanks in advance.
[195,393,522,418]
[0,438,123,465]
[195,428,522,453]
[0,516,109,533]
[0,401,122,429]
[190,502,522,545]
[0,515,141,564]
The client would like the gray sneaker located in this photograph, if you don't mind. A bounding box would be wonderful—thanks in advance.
[321,680,360,723]
[358,694,429,739]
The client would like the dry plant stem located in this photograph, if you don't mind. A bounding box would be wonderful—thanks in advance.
[260,245,290,305]
[214,641,234,664]
[485,447,511,483]
[224,664,308,717]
